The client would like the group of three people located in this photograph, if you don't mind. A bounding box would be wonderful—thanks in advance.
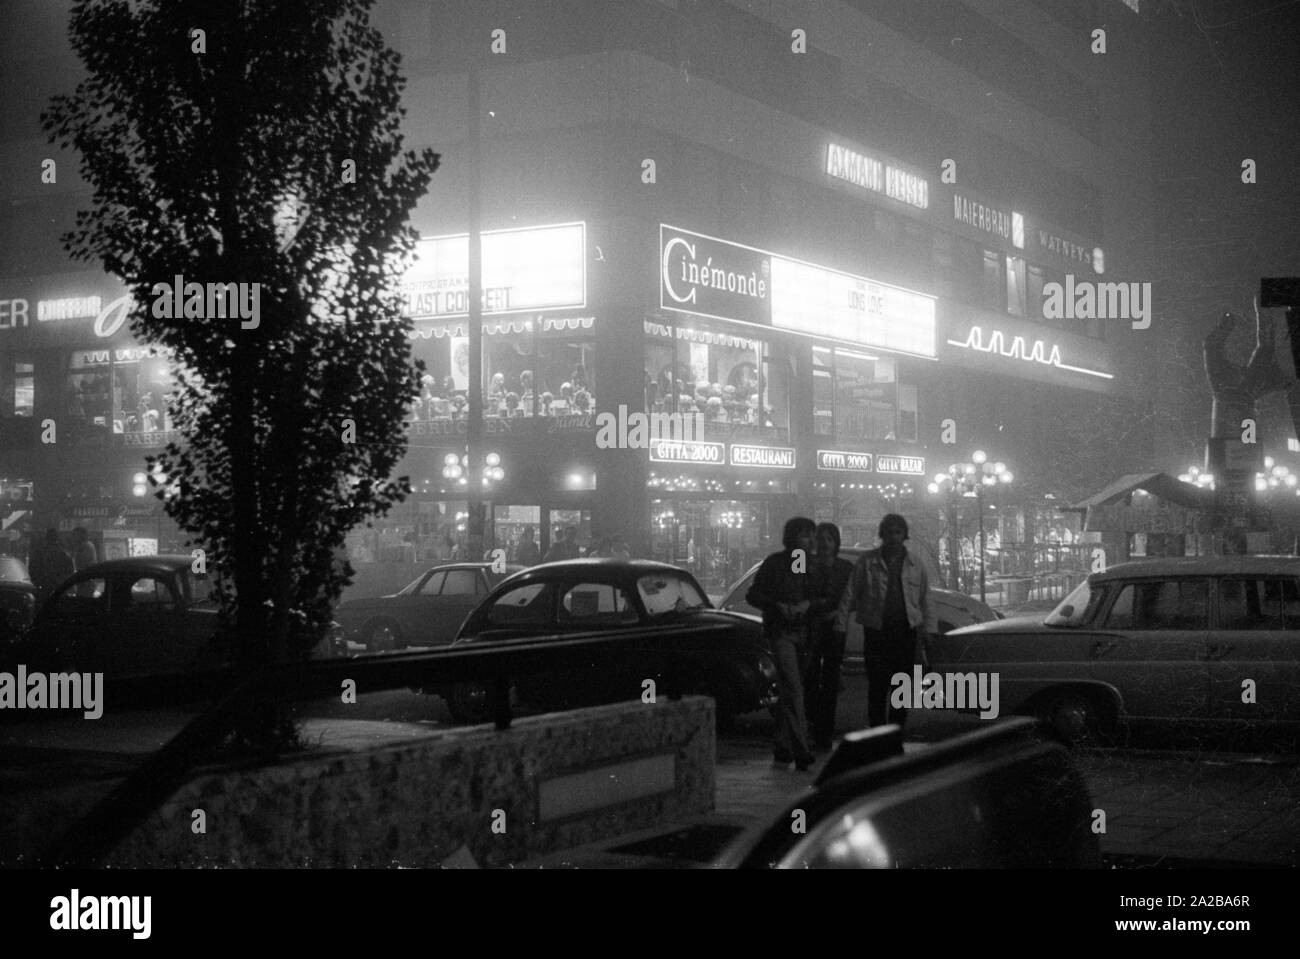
[746,513,935,771]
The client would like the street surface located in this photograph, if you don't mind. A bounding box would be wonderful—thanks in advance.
[1,666,1296,867]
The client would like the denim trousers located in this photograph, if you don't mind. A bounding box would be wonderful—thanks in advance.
[769,628,812,760]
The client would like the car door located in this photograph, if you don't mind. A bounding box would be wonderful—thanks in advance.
[1088,577,1212,723]
[550,580,642,707]
[389,569,446,642]
[427,567,489,645]
[106,573,190,676]
[1208,575,1300,724]
[34,574,108,672]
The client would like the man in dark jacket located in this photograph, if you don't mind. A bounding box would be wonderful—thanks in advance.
[746,516,817,770]
[805,522,855,750]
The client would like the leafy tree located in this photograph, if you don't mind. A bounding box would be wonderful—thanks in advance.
[43,0,439,672]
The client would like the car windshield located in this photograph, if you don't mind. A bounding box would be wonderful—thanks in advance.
[638,572,710,615]
[1044,579,1096,627]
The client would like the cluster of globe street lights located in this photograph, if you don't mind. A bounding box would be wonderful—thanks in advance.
[1177,457,1300,495]
[442,451,505,488]
[927,451,1014,603]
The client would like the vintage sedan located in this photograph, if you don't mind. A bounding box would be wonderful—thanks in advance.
[334,562,526,651]
[719,547,1002,640]
[0,555,38,644]
[17,555,344,681]
[930,556,1300,745]
[437,559,779,727]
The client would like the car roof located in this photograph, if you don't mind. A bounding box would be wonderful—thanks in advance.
[71,554,196,578]
[495,558,699,588]
[1092,555,1300,581]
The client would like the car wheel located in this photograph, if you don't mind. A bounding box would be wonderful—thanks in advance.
[1040,692,1111,747]
[363,619,401,653]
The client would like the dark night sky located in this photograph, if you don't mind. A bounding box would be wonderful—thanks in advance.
[1153,0,1300,313]
[1147,0,1300,458]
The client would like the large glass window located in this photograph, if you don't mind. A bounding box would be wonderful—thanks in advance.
[13,360,33,417]
[112,351,175,434]
[67,353,113,431]
[537,335,595,417]
[898,383,918,443]
[1005,255,1027,317]
[650,497,774,591]
[812,347,833,436]
[644,326,788,440]
[981,249,1003,311]
[836,351,896,442]
[1027,264,1047,322]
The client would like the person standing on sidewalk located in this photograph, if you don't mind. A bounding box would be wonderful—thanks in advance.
[746,516,817,770]
[805,522,854,750]
[844,513,935,729]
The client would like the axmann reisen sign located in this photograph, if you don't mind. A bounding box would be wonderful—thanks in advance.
[659,225,936,358]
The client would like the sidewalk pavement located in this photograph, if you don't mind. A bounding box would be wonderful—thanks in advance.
[515,735,1300,868]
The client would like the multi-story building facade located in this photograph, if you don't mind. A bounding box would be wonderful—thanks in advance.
[0,0,1157,594]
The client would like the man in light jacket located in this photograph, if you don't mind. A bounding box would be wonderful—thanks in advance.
[839,513,935,729]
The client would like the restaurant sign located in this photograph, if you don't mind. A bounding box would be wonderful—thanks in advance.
[730,445,796,469]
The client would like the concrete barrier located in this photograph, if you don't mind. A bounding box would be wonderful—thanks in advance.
[103,696,715,867]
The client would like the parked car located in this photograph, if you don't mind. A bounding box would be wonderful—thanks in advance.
[930,556,1300,745]
[435,558,779,727]
[16,555,345,681]
[0,555,38,645]
[335,562,526,651]
[718,547,1003,643]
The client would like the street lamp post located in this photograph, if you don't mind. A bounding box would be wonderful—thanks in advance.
[928,450,1013,604]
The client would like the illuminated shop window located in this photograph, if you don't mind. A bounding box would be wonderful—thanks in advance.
[981,249,1003,312]
[898,383,918,443]
[66,352,113,431]
[1005,255,1027,317]
[644,324,788,439]
[112,351,175,433]
[13,361,33,417]
[1027,264,1046,323]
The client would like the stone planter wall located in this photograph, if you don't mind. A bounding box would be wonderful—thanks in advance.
[106,696,715,867]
